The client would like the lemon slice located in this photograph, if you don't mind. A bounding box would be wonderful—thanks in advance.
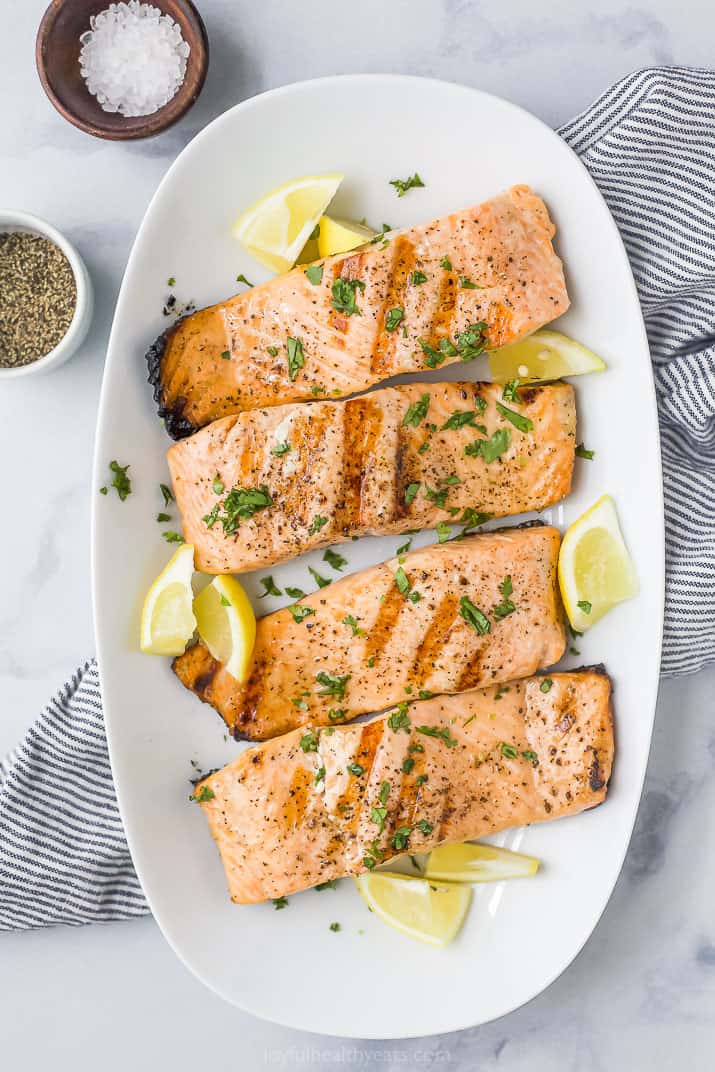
[317,215,377,257]
[232,174,344,274]
[193,575,256,681]
[425,841,539,883]
[140,543,196,656]
[488,329,607,383]
[355,872,472,947]
[558,494,639,632]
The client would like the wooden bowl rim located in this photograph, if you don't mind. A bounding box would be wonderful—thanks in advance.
[35,0,209,141]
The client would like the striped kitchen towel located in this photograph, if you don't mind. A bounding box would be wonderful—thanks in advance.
[1,66,714,931]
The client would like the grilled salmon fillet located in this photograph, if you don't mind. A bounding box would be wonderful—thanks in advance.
[174,525,566,740]
[194,670,613,904]
[167,381,575,573]
[148,185,569,438]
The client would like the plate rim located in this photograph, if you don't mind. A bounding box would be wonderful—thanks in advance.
[91,72,665,1038]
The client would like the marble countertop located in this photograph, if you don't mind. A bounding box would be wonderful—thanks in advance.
[2,0,714,1067]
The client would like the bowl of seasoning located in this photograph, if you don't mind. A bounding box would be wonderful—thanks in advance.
[36,0,209,140]
[0,210,93,378]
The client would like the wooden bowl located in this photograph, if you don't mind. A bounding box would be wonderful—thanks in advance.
[36,0,209,140]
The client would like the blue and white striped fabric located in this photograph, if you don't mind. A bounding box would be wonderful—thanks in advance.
[0,662,148,929]
[559,66,715,677]
[1,67,713,931]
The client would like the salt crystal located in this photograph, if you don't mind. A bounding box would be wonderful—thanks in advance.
[78,1,190,118]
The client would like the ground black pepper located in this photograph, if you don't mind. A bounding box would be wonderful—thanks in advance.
[0,231,76,367]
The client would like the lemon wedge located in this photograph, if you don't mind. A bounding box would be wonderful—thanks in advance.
[232,174,344,274]
[355,872,472,947]
[317,215,377,257]
[488,329,607,383]
[559,494,639,632]
[140,543,196,656]
[193,575,256,681]
[425,841,539,883]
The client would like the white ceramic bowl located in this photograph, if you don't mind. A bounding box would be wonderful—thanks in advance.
[0,209,93,378]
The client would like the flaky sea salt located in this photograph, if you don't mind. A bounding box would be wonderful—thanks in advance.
[79,1,190,118]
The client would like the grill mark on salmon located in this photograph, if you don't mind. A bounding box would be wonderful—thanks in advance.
[148,186,570,437]
[195,670,614,903]
[167,380,576,574]
[172,526,566,740]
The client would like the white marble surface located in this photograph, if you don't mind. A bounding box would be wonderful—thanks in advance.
[2,0,714,1066]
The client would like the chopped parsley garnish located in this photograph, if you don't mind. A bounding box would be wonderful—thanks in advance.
[540,678,553,693]
[291,692,310,710]
[221,350,231,360]
[371,806,388,831]
[391,826,412,851]
[424,485,448,509]
[236,273,253,286]
[367,656,375,667]
[316,671,351,700]
[347,763,364,776]
[342,614,365,637]
[272,896,288,910]
[417,337,445,368]
[206,485,273,534]
[502,379,521,403]
[385,306,405,332]
[220,594,231,607]
[459,596,491,635]
[415,774,428,787]
[410,270,427,285]
[258,576,282,598]
[465,428,511,463]
[387,703,411,732]
[329,921,341,932]
[499,742,519,759]
[316,879,339,891]
[418,690,434,699]
[394,567,421,603]
[577,600,592,614]
[271,441,291,457]
[436,521,452,543]
[441,410,485,431]
[309,515,328,535]
[440,255,452,270]
[157,512,171,523]
[378,781,391,804]
[415,819,433,835]
[328,708,346,722]
[396,538,412,555]
[404,482,421,505]
[324,548,347,571]
[315,766,326,785]
[160,483,174,507]
[455,322,488,361]
[575,443,595,460]
[167,276,176,286]
[162,531,183,543]
[363,855,378,870]
[457,507,492,531]
[308,566,330,589]
[107,460,131,501]
[496,402,534,434]
[285,585,306,599]
[190,784,214,803]
[403,393,430,427]
[331,276,365,316]
[212,474,224,495]
[416,725,458,748]
[459,275,479,289]
[305,264,324,285]
[289,604,315,626]
[389,172,425,197]
[402,757,415,774]
[299,731,319,753]
[492,575,516,620]
[267,345,279,357]
[286,336,305,381]
[522,750,539,764]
